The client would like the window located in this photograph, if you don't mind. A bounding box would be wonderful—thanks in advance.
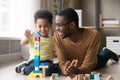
[0,0,9,37]
[0,0,40,38]
[0,0,27,38]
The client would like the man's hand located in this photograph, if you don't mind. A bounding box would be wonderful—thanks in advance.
[64,59,79,75]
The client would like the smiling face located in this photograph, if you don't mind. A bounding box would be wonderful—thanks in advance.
[55,15,71,39]
[35,18,51,37]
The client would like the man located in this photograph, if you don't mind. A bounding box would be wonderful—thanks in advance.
[54,8,119,76]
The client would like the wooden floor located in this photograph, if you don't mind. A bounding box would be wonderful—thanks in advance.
[0,59,120,80]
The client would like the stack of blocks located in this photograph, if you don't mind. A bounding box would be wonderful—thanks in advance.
[28,32,48,78]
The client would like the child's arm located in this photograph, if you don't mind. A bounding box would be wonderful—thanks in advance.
[20,38,29,45]
[20,29,33,45]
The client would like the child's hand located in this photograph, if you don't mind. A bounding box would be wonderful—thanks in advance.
[24,29,33,40]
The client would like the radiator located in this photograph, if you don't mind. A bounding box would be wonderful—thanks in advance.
[0,37,22,63]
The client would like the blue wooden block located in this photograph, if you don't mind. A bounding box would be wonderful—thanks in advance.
[34,56,40,67]
[40,63,46,66]
[52,73,59,78]
[90,74,94,79]
[33,70,42,73]
[94,74,100,80]
[34,56,40,60]
[34,32,41,37]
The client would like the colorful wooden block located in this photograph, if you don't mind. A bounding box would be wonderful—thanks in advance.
[28,71,43,78]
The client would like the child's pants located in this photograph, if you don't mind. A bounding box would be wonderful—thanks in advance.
[23,60,59,76]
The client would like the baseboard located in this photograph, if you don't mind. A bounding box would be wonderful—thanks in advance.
[0,52,22,63]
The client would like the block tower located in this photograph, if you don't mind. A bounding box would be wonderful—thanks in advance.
[28,32,48,78]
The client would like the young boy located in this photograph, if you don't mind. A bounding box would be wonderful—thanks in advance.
[15,10,59,76]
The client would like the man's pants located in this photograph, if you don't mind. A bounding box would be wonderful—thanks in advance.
[95,49,111,70]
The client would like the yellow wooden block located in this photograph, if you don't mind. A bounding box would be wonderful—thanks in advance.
[34,50,40,56]
[28,71,43,78]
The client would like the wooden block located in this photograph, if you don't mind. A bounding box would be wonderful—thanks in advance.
[28,71,43,78]
[94,74,100,80]
[39,65,48,78]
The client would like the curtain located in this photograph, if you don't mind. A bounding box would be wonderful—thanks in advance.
[40,0,53,12]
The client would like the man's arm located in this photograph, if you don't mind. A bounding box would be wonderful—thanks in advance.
[54,32,67,75]
[78,31,101,73]
[54,32,80,75]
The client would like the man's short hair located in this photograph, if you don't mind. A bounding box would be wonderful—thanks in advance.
[57,8,79,27]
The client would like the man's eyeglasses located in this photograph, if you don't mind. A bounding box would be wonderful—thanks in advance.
[55,22,70,27]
